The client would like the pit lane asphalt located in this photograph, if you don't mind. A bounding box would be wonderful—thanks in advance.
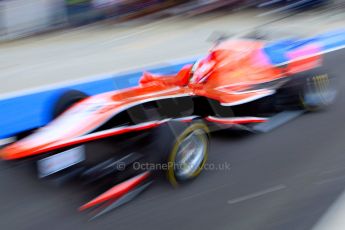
[0,49,345,230]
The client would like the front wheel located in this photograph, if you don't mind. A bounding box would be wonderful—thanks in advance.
[167,122,209,186]
[150,121,210,187]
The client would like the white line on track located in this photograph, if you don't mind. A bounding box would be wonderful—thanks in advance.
[179,183,230,201]
[319,165,345,176]
[315,175,345,186]
[227,184,287,205]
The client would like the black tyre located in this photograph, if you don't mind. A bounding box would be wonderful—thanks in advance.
[149,121,210,186]
[52,90,88,119]
[276,68,336,111]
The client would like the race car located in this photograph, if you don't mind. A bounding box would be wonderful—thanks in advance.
[0,30,340,218]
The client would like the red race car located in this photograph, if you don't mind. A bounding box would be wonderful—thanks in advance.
[0,37,336,217]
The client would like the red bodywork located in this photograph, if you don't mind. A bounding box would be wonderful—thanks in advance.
[0,40,321,160]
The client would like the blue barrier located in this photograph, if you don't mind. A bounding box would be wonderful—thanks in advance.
[0,60,195,139]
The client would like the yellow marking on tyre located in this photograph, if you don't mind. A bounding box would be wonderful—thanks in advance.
[167,123,209,187]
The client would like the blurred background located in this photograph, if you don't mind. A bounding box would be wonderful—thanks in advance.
[0,0,342,41]
[1,1,345,230]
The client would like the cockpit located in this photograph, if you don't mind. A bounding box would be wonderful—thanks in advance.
[189,54,216,84]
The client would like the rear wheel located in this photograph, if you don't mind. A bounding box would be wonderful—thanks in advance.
[276,68,336,111]
[300,73,336,111]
